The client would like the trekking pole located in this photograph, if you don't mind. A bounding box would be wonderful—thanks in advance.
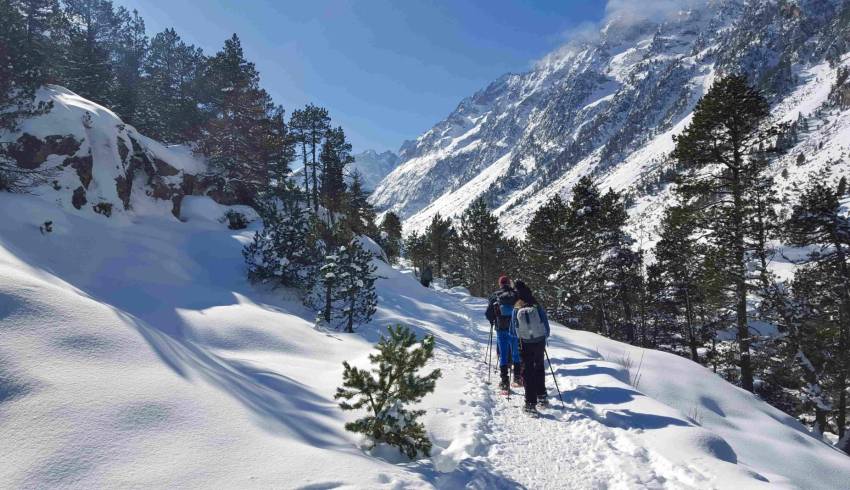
[486,322,494,385]
[544,347,565,409]
[484,321,493,364]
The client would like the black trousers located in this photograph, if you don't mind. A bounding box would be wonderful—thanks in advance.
[521,340,546,406]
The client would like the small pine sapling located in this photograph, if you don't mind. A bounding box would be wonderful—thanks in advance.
[335,325,442,459]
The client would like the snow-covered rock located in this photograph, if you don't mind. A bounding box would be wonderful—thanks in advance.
[1,85,214,220]
[370,0,850,237]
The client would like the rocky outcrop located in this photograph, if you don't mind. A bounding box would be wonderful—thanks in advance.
[7,134,80,169]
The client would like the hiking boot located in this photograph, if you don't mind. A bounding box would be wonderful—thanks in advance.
[499,364,510,389]
[499,379,510,391]
[523,403,538,414]
[512,363,523,387]
[537,397,550,408]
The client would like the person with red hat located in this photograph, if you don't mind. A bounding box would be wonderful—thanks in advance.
[485,275,522,392]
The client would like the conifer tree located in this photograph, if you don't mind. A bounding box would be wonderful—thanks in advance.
[319,126,352,218]
[458,197,502,296]
[672,75,772,392]
[290,104,330,211]
[111,8,146,124]
[379,212,403,264]
[783,172,850,446]
[345,170,378,239]
[525,194,570,316]
[404,230,431,278]
[137,28,206,142]
[425,213,454,278]
[199,34,290,204]
[61,0,119,105]
[243,182,317,288]
[0,0,53,191]
[655,204,709,361]
[337,239,378,333]
[335,325,441,458]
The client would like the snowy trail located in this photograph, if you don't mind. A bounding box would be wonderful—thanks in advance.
[431,291,718,490]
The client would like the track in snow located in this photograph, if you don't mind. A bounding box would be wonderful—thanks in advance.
[439,297,715,489]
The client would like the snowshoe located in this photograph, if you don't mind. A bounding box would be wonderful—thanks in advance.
[523,403,539,416]
[537,397,550,408]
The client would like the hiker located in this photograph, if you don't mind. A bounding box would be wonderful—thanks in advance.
[512,280,551,413]
[420,264,433,288]
[485,276,522,392]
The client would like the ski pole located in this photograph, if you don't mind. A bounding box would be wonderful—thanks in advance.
[484,321,493,364]
[544,347,565,409]
[486,322,494,385]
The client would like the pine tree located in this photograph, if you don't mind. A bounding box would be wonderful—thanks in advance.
[344,170,378,239]
[136,28,206,142]
[458,197,502,296]
[404,230,431,279]
[61,0,119,105]
[655,204,709,361]
[199,34,290,204]
[379,212,403,264]
[0,0,53,191]
[335,325,441,458]
[672,75,772,392]
[243,182,317,288]
[290,104,330,212]
[525,194,570,318]
[337,239,378,333]
[111,7,146,124]
[424,213,454,279]
[784,172,850,446]
[319,126,352,218]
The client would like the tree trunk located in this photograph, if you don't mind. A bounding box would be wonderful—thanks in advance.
[345,295,355,333]
[311,129,319,213]
[732,167,754,392]
[301,141,310,209]
[684,287,699,362]
[323,282,332,324]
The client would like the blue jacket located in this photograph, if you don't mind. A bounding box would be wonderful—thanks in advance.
[510,304,550,343]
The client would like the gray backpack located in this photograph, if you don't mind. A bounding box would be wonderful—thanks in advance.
[516,305,546,341]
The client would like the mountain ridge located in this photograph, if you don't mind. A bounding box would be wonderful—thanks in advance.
[370,0,850,237]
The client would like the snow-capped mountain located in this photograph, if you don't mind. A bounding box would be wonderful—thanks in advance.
[352,149,400,190]
[370,0,850,237]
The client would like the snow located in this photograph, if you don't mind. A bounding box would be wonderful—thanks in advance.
[2,191,849,488]
[2,85,209,220]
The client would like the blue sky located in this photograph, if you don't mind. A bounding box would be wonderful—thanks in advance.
[117,0,607,152]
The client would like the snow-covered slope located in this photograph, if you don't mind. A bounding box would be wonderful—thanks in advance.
[2,191,849,488]
[1,85,212,220]
[370,0,850,236]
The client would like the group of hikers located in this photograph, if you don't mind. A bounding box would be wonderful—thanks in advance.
[485,276,552,414]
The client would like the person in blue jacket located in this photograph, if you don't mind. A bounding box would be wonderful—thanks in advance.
[511,280,551,413]
[485,276,522,391]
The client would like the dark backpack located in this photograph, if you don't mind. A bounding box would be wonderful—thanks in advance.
[493,288,516,331]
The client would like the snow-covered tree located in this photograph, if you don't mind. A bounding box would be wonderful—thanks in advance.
[243,184,317,288]
[335,325,441,458]
[337,240,378,333]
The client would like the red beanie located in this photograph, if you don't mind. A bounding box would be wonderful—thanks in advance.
[498,275,510,286]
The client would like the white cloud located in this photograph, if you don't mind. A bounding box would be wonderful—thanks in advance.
[604,0,709,25]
